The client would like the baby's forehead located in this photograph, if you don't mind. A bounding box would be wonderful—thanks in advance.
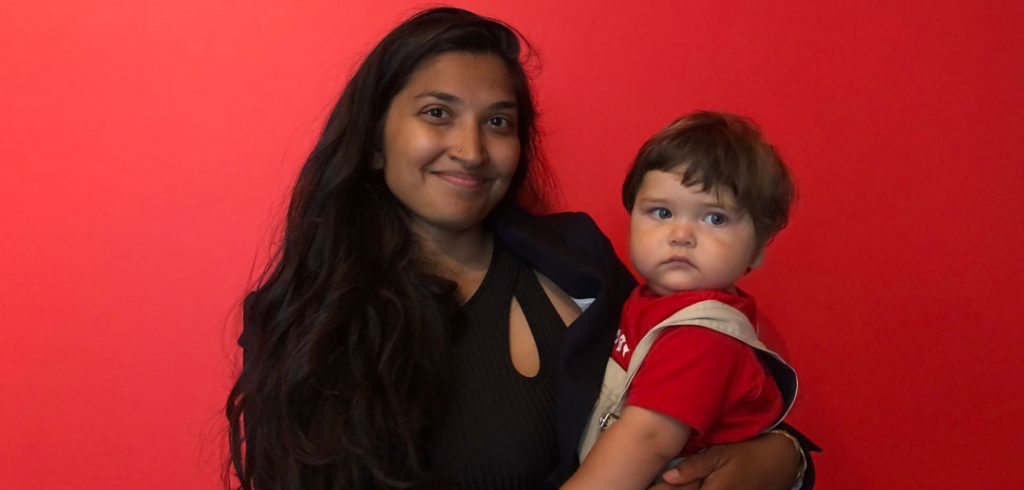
[696,188,744,212]
[658,167,743,209]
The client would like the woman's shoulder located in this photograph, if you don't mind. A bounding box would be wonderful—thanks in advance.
[489,207,634,299]
[490,207,610,247]
[543,211,606,237]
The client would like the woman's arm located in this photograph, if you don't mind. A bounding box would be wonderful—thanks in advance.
[651,430,809,490]
[563,406,692,490]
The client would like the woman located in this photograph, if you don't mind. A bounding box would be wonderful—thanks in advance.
[226,7,816,489]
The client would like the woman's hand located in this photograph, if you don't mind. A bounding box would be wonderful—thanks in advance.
[649,432,801,490]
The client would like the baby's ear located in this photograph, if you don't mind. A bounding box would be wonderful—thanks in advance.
[748,247,765,271]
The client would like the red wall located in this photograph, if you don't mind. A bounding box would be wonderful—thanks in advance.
[3,1,1022,488]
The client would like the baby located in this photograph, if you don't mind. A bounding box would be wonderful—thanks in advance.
[564,111,799,490]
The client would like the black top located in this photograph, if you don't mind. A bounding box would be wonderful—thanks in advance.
[487,210,819,487]
[427,244,565,489]
[238,209,818,489]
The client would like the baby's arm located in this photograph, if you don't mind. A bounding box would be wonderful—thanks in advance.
[561,406,691,490]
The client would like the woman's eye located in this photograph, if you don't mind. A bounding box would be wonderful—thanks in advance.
[703,213,728,226]
[653,208,672,219]
[488,116,515,132]
[423,107,448,119]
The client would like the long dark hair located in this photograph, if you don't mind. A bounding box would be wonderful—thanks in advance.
[226,7,547,490]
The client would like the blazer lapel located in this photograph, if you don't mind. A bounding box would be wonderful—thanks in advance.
[490,208,636,482]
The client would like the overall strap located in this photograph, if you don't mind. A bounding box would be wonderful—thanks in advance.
[618,300,797,429]
[579,300,799,460]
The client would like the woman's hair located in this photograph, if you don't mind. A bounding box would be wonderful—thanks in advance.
[621,111,795,247]
[226,7,546,489]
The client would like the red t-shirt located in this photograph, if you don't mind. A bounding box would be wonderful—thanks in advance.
[611,287,783,455]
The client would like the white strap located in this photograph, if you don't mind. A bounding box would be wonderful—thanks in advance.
[580,300,799,460]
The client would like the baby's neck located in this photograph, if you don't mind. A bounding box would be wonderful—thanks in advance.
[645,284,740,297]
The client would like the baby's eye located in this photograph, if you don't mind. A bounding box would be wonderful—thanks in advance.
[702,212,728,226]
[652,208,672,220]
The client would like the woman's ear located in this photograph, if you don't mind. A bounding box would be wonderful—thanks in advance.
[372,152,385,170]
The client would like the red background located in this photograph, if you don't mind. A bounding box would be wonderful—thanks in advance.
[3,1,1022,488]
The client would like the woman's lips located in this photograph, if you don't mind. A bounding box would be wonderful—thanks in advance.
[434,171,486,189]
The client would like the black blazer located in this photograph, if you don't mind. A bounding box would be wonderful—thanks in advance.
[489,208,819,488]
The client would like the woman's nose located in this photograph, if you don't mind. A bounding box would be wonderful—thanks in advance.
[449,123,487,166]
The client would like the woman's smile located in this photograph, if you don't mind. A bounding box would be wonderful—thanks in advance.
[431,169,489,190]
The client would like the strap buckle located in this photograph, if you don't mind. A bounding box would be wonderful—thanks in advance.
[598,411,619,430]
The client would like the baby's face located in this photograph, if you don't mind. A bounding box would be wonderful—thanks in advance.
[629,169,762,295]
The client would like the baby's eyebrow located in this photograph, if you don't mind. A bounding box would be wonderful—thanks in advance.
[708,201,743,212]
[695,198,746,215]
[637,197,671,206]
[699,189,740,210]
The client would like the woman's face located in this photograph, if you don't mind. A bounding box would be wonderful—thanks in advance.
[379,52,521,239]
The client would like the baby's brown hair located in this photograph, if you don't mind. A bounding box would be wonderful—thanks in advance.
[622,111,796,247]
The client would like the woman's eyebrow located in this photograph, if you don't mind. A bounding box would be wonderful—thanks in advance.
[490,101,518,111]
[414,91,517,111]
[415,90,460,103]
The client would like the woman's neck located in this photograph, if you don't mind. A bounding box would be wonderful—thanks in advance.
[413,224,494,301]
